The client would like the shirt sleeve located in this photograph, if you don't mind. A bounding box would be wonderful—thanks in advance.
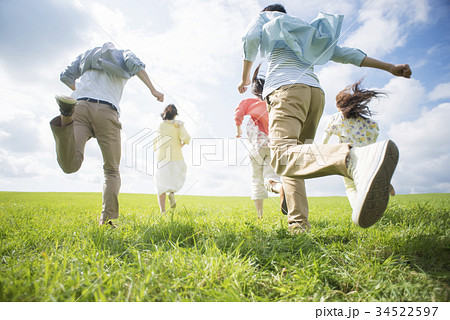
[322,132,332,144]
[179,124,191,145]
[153,126,161,152]
[373,122,380,142]
[123,50,146,76]
[324,115,336,134]
[234,99,249,126]
[60,53,83,87]
[242,15,265,62]
[331,46,367,66]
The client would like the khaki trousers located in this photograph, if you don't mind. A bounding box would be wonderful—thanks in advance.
[50,101,122,220]
[267,84,351,230]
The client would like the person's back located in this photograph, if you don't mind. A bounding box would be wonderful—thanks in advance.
[154,104,190,213]
[154,119,190,163]
[264,47,320,99]
[325,112,379,147]
[72,69,127,112]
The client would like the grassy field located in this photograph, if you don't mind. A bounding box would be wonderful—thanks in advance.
[0,192,448,302]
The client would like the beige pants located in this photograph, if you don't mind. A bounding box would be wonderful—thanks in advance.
[267,84,352,231]
[250,146,281,200]
[50,100,122,220]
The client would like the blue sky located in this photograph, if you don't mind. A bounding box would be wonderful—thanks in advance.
[0,0,449,198]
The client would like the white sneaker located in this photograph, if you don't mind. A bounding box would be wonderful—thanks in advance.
[347,140,399,228]
[168,192,176,208]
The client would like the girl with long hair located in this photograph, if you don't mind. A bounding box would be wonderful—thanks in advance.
[323,79,395,209]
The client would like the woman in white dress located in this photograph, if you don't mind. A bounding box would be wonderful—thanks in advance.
[153,104,191,212]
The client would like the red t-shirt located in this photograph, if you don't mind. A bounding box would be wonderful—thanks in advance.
[234,98,269,135]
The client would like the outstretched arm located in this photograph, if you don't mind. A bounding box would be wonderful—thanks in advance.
[236,125,243,138]
[238,60,254,94]
[360,57,412,78]
[322,132,332,145]
[137,69,164,102]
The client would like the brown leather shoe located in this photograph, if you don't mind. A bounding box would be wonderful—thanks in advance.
[289,222,310,235]
[389,184,396,196]
[280,185,288,215]
[106,220,117,228]
[55,95,77,117]
[99,217,117,229]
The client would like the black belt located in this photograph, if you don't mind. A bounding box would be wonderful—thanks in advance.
[77,97,117,111]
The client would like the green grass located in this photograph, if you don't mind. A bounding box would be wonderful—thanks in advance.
[0,192,448,301]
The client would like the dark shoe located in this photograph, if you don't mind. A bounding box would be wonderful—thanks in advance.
[99,217,117,229]
[55,95,77,117]
[106,220,117,228]
[280,185,288,215]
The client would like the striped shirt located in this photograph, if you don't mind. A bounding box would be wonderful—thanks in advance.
[263,47,321,99]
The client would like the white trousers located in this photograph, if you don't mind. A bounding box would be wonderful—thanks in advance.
[250,146,281,200]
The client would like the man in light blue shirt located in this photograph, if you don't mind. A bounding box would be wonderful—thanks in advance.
[238,4,412,233]
[51,43,164,228]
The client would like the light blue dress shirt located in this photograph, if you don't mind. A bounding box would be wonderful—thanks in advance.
[60,42,145,88]
[242,12,367,98]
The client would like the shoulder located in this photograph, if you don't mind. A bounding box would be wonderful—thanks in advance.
[241,98,260,105]
[162,119,184,128]
[174,120,184,127]
[328,112,343,124]
[237,98,260,111]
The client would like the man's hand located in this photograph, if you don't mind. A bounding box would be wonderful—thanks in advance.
[390,64,412,78]
[238,80,250,94]
[152,90,164,102]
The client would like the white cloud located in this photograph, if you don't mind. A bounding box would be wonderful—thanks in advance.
[388,103,450,193]
[429,82,450,101]
[372,77,425,126]
[343,0,431,57]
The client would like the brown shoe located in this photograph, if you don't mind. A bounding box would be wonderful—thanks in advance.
[280,185,288,215]
[55,95,77,117]
[289,222,310,235]
[389,184,396,196]
[99,217,117,229]
[106,220,117,229]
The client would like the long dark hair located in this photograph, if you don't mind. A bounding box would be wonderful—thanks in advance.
[251,63,264,100]
[161,104,178,120]
[262,4,287,13]
[336,79,385,119]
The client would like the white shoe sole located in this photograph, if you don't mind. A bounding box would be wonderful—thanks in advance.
[352,140,399,228]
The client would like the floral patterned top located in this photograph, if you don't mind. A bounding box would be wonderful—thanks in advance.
[323,112,379,147]
[246,119,269,151]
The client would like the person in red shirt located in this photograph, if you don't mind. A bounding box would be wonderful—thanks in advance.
[235,64,284,219]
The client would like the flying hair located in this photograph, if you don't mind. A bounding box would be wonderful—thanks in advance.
[336,79,386,119]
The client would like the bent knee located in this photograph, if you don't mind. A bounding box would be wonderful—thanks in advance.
[61,167,79,174]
